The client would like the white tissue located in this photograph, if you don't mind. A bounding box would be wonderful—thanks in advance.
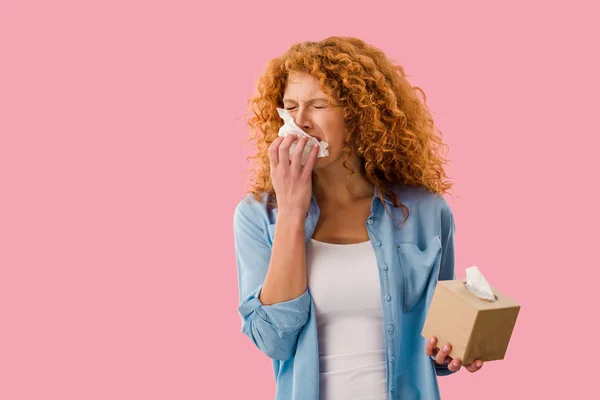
[465,266,497,302]
[276,108,329,166]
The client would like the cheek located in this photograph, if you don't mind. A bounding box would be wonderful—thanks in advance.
[322,121,346,146]
[329,136,346,153]
[328,129,347,153]
[316,113,346,148]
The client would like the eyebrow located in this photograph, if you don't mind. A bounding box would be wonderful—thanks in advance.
[282,97,330,104]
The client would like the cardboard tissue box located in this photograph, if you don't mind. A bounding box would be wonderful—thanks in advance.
[422,266,520,365]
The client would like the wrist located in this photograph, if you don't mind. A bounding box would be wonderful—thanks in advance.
[277,208,308,222]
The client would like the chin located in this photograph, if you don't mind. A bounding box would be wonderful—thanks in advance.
[312,156,330,170]
[312,153,341,170]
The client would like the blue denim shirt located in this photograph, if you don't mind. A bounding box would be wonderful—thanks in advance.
[234,184,457,399]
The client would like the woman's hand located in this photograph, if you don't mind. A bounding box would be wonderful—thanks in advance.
[269,134,319,218]
[425,336,484,373]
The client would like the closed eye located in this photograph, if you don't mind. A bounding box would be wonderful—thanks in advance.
[284,106,326,110]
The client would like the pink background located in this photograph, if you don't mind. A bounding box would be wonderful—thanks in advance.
[1,0,597,398]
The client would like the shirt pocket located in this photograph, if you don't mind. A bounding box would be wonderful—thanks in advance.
[396,235,442,312]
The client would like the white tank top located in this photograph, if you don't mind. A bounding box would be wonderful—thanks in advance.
[307,238,387,400]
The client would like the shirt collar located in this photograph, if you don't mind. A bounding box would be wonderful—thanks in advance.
[373,184,394,206]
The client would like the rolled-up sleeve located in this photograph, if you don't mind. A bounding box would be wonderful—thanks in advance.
[234,199,311,361]
[434,358,457,376]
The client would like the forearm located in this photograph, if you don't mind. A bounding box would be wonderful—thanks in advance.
[259,211,307,305]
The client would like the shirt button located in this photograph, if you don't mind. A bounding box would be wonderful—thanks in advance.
[382,264,388,271]
[367,218,374,224]
[385,294,391,301]
[390,355,395,363]
[391,385,395,392]
[375,241,381,247]
[387,325,394,332]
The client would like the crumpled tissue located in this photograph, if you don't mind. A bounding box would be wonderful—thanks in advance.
[276,108,329,166]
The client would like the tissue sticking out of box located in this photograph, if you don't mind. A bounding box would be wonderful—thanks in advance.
[465,266,497,302]
[276,108,329,166]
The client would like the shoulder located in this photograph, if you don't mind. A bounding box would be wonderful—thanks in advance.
[233,191,271,228]
[390,185,455,243]
[392,184,452,216]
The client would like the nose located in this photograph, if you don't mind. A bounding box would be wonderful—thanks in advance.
[293,106,313,131]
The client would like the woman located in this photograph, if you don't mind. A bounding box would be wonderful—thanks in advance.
[233,36,484,399]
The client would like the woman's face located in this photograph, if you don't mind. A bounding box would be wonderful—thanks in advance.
[282,71,347,170]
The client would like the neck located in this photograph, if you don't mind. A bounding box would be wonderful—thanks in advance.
[312,154,374,207]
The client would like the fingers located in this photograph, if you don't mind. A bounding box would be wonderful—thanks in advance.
[301,143,320,179]
[435,342,452,365]
[269,137,285,170]
[291,136,309,170]
[426,337,483,373]
[447,358,462,372]
[278,134,297,166]
[426,337,451,365]
[425,337,437,357]
[464,360,484,373]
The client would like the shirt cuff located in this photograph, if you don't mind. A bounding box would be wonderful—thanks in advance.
[238,286,311,336]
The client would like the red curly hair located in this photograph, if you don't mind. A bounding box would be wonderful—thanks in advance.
[242,36,453,223]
